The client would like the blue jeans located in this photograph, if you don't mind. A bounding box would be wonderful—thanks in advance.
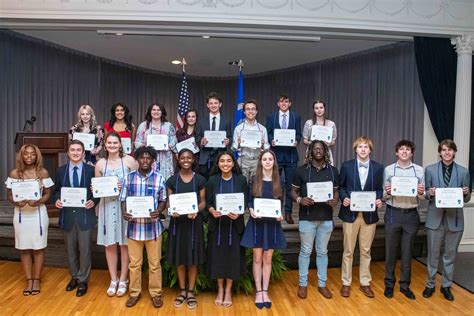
[298,220,333,287]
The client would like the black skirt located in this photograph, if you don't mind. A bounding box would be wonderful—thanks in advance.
[166,213,205,266]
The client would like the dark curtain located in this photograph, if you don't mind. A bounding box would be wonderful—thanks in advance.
[414,37,457,141]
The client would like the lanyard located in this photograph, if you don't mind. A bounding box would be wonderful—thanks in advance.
[102,158,125,235]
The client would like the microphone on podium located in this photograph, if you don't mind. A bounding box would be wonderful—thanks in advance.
[22,116,37,132]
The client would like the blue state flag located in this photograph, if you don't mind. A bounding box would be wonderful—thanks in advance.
[234,69,245,127]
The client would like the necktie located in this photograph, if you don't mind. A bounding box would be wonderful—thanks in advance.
[444,166,451,187]
[211,116,216,131]
[73,166,80,187]
[282,113,287,129]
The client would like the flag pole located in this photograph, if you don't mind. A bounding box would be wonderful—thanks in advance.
[182,58,187,72]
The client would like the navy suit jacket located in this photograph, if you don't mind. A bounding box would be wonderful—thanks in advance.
[266,111,302,164]
[54,163,98,231]
[338,159,384,224]
[195,114,232,165]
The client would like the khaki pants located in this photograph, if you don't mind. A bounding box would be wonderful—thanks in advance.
[237,156,258,183]
[341,213,376,286]
[128,236,162,297]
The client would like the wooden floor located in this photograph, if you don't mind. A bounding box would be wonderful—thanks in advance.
[0,260,472,315]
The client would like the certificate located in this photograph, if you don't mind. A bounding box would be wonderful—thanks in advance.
[204,131,226,148]
[391,176,418,197]
[11,180,41,202]
[169,192,198,215]
[350,191,376,212]
[73,133,95,151]
[274,129,296,147]
[216,193,245,215]
[61,187,87,208]
[176,137,200,154]
[310,125,333,142]
[91,176,119,198]
[240,130,262,149]
[306,181,334,202]
[253,198,282,218]
[435,188,464,208]
[147,134,169,151]
[126,196,154,218]
[121,138,132,154]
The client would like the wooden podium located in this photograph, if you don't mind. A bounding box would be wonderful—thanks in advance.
[15,132,69,213]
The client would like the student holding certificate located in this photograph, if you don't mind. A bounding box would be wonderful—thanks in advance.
[68,104,105,165]
[338,136,383,298]
[104,103,136,155]
[232,99,270,182]
[54,140,99,297]
[266,94,302,224]
[206,151,248,308]
[5,144,53,296]
[94,132,138,297]
[165,149,206,310]
[135,103,178,182]
[120,146,167,308]
[302,101,337,164]
[291,140,339,300]
[176,109,199,160]
[382,140,425,300]
[241,150,286,309]
[423,139,471,301]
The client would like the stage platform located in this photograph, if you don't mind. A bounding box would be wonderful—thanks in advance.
[0,260,472,315]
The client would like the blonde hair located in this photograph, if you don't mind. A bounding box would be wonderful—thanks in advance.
[77,105,98,130]
[352,136,373,152]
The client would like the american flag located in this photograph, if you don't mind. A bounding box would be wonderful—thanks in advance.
[176,71,190,129]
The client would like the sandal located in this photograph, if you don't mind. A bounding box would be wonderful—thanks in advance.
[173,288,187,308]
[214,290,223,306]
[31,279,41,295]
[186,290,198,310]
[107,279,119,297]
[116,280,128,297]
[223,289,232,308]
[262,290,272,309]
[23,279,33,296]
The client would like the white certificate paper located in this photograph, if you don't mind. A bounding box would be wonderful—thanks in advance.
[121,138,132,154]
[216,193,245,215]
[61,187,87,208]
[391,176,418,197]
[274,129,296,147]
[204,131,227,148]
[176,137,200,154]
[435,188,464,208]
[11,180,41,202]
[240,130,262,149]
[169,192,199,215]
[253,198,282,218]
[306,181,334,202]
[73,132,95,151]
[147,134,169,151]
[126,196,154,218]
[310,125,333,142]
[350,191,376,212]
[91,176,119,198]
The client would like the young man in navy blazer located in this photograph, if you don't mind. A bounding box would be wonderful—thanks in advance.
[54,140,99,297]
[195,92,232,180]
[266,94,301,224]
[338,136,383,298]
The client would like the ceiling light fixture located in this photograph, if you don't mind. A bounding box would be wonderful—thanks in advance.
[171,60,182,65]
[202,35,211,39]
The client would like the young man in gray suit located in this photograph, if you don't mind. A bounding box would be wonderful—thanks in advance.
[423,139,471,301]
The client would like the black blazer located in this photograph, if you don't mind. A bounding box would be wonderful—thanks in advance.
[54,163,98,231]
[338,159,384,224]
[195,114,232,165]
[266,111,302,164]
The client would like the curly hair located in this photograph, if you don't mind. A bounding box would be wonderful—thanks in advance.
[305,140,331,166]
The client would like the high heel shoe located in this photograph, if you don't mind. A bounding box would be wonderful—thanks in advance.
[255,290,264,309]
[31,279,41,295]
[262,290,272,309]
[23,279,33,296]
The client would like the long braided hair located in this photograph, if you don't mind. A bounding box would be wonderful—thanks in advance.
[305,140,331,167]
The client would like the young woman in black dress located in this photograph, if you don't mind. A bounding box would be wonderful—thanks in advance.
[166,149,206,309]
[206,150,248,307]
[241,149,286,309]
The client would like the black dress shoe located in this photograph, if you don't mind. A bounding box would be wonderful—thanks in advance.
[66,278,78,292]
[440,287,454,301]
[422,287,435,298]
[285,214,294,225]
[76,283,88,297]
[400,287,416,300]
[384,287,394,298]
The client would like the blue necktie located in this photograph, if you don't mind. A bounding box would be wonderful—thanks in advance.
[282,114,287,129]
[73,166,80,187]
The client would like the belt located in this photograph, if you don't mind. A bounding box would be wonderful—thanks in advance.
[387,205,417,213]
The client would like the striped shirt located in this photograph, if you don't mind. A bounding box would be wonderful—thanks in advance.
[120,170,166,241]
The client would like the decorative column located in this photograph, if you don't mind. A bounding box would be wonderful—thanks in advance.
[451,34,473,167]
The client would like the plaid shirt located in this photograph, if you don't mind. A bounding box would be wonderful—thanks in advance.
[120,169,166,241]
